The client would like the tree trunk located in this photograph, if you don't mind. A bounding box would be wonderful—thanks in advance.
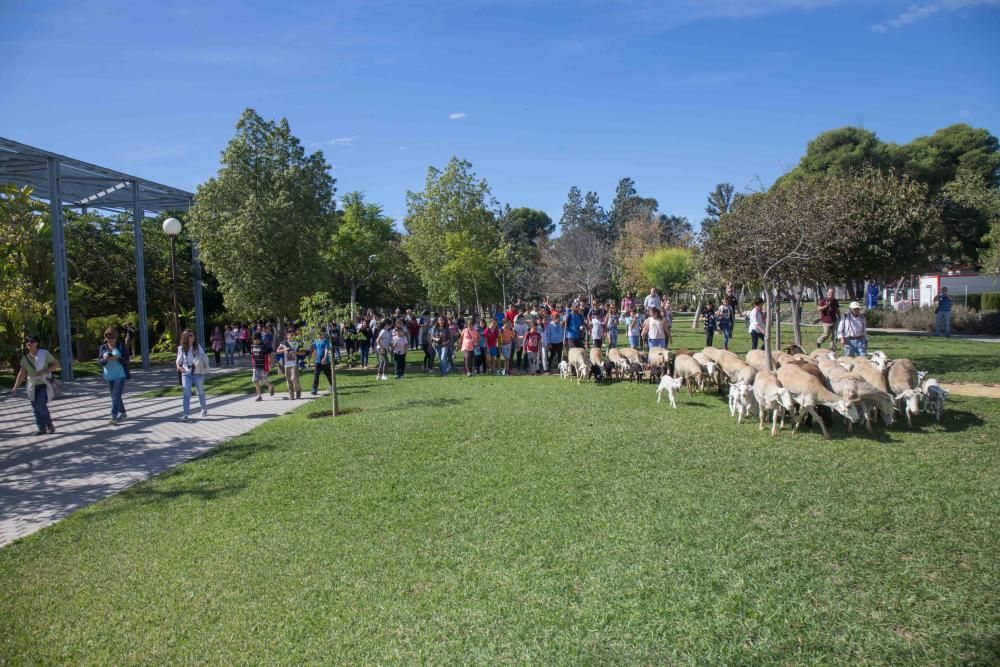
[790,282,804,348]
[330,341,339,417]
[763,286,774,371]
[691,293,703,329]
[775,293,782,350]
[350,282,357,322]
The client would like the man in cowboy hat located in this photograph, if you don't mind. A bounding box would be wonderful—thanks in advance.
[837,301,868,358]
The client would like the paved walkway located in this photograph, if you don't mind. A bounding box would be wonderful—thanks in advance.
[0,362,316,547]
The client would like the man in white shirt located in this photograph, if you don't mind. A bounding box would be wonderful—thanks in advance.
[643,288,661,312]
[837,301,868,357]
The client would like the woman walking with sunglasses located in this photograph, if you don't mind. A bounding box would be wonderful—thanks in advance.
[9,335,59,435]
[98,327,130,424]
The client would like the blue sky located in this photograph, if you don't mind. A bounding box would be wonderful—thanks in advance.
[1,0,998,229]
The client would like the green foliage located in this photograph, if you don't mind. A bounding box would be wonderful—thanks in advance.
[943,168,1000,273]
[982,292,1000,311]
[782,123,1000,267]
[403,157,501,306]
[0,184,50,365]
[325,192,395,314]
[83,312,137,351]
[640,247,693,296]
[188,108,337,319]
[701,182,744,234]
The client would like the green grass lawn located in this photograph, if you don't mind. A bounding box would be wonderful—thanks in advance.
[2,333,999,663]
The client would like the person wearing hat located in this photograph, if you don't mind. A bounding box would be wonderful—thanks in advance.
[837,301,868,358]
[9,335,59,435]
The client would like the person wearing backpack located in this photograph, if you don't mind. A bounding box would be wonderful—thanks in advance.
[9,334,60,435]
[98,326,131,425]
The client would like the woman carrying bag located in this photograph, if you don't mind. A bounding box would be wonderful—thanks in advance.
[98,327,130,424]
[176,329,210,421]
[9,335,60,435]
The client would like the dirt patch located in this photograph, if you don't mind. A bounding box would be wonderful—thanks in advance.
[940,383,1000,398]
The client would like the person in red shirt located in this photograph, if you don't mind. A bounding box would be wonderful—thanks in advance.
[816,288,840,351]
[505,303,518,324]
[484,320,500,374]
[524,321,542,374]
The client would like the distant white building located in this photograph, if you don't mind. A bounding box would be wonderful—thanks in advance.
[918,269,999,307]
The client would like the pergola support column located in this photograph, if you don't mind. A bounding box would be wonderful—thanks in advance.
[132,182,150,369]
[192,241,206,346]
[47,158,74,381]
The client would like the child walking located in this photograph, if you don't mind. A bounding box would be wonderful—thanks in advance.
[391,324,409,379]
[249,332,275,401]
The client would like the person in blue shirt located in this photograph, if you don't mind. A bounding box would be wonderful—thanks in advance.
[98,327,130,424]
[933,287,953,337]
[545,314,564,370]
[311,332,332,395]
[866,283,880,310]
[565,304,585,349]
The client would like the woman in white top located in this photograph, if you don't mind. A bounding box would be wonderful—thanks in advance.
[374,320,393,381]
[175,329,209,420]
[748,298,766,350]
[641,307,667,349]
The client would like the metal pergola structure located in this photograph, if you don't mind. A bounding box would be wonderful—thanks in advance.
[0,136,205,381]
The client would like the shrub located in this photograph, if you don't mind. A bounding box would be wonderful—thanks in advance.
[978,311,1000,334]
[982,292,1000,312]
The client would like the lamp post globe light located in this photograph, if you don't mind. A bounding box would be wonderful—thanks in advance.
[162,217,182,385]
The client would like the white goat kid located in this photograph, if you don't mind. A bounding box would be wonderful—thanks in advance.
[656,375,684,408]
[728,381,758,423]
[920,377,949,421]
[558,360,571,380]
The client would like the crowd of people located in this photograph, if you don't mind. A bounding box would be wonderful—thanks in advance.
[8,285,884,434]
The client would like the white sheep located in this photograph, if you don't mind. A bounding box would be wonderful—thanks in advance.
[776,364,862,440]
[558,360,571,380]
[920,377,948,421]
[728,380,758,423]
[752,370,795,436]
[656,375,684,408]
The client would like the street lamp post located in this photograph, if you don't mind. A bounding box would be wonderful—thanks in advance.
[163,217,183,385]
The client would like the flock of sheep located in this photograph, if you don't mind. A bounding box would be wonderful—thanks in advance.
[559,345,948,439]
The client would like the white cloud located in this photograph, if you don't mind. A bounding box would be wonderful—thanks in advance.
[398,146,407,150]
[328,136,357,146]
[448,112,466,120]
[871,0,1000,32]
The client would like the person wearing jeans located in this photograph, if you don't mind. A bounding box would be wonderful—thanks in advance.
[838,301,868,357]
[224,325,237,366]
[391,324,409,379]
[430,315,453,376]
[933,287,952,337]
[311,332,332,395]
[176,329,208,420]
[10,335,59,435]
[98,327,129,424]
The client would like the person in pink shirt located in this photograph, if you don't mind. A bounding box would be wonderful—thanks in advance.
[524,321,542,374]
[483,320,500,375]
[460,322,479,377]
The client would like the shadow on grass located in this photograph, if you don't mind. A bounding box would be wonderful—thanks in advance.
[382,397,470,412]
[307,407,366,419]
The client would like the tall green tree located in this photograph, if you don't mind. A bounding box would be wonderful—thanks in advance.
[325,191,394,319]
[188,108,336,320]
[580,190,608,238]
[701,182,744,234]
[403,157,500,309]
[608,177,640,242]
[558,185,584,233]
